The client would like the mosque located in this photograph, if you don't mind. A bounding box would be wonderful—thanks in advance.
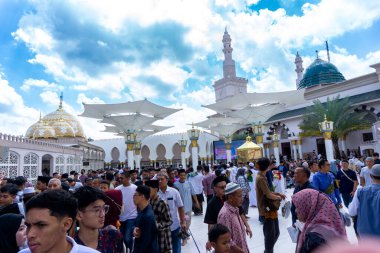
[1,30,380,183]
[202,29,380,163]
[0,95,104,184]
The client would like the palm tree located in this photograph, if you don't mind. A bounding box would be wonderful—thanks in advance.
[299,95,371,159]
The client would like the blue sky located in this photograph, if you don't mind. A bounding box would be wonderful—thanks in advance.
[1,0,380,139]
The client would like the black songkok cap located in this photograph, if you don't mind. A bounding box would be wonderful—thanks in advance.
[37,176,51,184]
[145,180,159,189]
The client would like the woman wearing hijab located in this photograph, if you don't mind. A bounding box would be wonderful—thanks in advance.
[0,213,26,253]
[292,189,347,253]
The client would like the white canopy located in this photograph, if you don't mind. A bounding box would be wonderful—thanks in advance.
[80,99,181,119]
[194,116,245,128]
[209,123,247,137]
[203,89,305,113]
[103,125,171,133]
[226,103,286,124]
[100,114,158,130]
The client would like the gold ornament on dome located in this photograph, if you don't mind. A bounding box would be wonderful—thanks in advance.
[52,118,76,138]
[32,121,57,139]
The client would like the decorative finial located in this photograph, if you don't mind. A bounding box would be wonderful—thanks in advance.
[315,50,319,59]
[39,111,42,121]
[58,92,63,110]
[325,41,331,62]
[225,26,228,33]
[324,114,327,121]
[296,51,300,57]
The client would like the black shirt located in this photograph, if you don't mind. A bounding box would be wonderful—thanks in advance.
[291,181,315,224]
[204,196,244,225]
[204,195,224,225]
[336,169,357,194]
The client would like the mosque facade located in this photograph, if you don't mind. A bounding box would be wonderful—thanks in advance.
[0,96,105,184]
[207,30,380,161]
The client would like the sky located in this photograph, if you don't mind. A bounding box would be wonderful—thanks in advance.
[1,0,380,140]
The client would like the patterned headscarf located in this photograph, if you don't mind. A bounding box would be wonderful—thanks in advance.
[292,189,347,253]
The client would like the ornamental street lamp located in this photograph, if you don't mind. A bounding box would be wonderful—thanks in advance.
[187,124,201,168]
[253,123,264,152]
[178,136,188,167]
[319,115,334,161]
[124,130,137,170]
[224,134,232,163]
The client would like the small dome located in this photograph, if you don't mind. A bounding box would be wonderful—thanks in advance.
[298,58,345,89]
[33,122,57,139]
[25,120,43,138]
[52,119,76,138]
[42,108,85,138]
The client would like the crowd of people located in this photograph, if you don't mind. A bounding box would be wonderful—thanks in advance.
[0,151,380,253]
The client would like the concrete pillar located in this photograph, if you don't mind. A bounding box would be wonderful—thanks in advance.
[191,146,198,168]
[297,139,303,160]
[134,149,141,171]
[324,132,334,162]
[256,135,264,157]
[273,141,280,166]
[291,140,298,160]
[181,152,186,167]
[226,143,232,163]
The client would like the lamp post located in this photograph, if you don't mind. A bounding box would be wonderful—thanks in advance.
[272,130,280,166]
[224,135,232,163]
[134,141,142,172]
[319,115,334,162]
[178,137,188,167]
[253,123,264,156]
[124,130,137,170]
[187,125,200,168]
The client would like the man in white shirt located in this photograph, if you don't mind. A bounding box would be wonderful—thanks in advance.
[187,166,204,215]
[157,171,186,253]
[360,157,374,186]
[115,171,137,252]
[19,189,98,253]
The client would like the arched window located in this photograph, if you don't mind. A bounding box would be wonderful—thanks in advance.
[55,155,65,175]
[66,156,74,174]
[23,153,38,182]
[0,151,19,178]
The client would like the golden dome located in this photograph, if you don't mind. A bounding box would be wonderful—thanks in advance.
[43,108,85,138]
[33,121,57,139]
[52,119,76,137]
[25,93,86,139]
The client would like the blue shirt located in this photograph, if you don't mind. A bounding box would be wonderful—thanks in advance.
[174,180,195,213]
[312,172,342,205]
[357,184,380,237]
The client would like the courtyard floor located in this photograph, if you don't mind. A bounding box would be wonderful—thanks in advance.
[182,188,357,253]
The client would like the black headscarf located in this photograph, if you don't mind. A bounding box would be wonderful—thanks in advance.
[0,213,23,253]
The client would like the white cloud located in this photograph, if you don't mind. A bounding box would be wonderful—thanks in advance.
[182,86,216,105]
[21,78,63,92]
[0,73,40,135]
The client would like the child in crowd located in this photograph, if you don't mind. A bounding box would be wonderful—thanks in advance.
[208,224,231,253]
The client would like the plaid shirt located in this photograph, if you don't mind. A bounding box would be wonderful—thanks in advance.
[150,195,173,253]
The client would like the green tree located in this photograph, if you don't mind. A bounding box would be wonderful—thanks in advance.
[299,95,371,159]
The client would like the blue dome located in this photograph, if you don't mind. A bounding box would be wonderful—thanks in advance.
[298,58,345,89]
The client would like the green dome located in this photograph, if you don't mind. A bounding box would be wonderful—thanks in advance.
[298,58,345,89]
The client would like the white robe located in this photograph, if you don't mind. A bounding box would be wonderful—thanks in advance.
[249,169,258,206]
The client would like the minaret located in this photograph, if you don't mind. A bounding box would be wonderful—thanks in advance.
[222,28,236,78]
[295,51,304,89]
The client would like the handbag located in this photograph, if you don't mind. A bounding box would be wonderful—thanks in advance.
[264,195,281,212]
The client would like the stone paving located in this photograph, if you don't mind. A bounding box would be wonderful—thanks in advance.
[183,188,357,253]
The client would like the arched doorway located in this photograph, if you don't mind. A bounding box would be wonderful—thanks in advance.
[42,154,53,176]
[156,144,166,166]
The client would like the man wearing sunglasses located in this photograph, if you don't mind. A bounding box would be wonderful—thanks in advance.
[73,186,125,253]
